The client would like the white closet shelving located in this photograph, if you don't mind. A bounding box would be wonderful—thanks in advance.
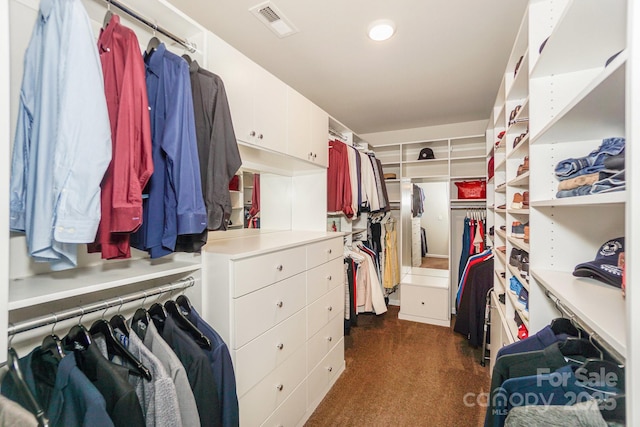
[487,2,631,408]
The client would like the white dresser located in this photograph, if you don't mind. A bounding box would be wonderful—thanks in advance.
[202,231,345,427]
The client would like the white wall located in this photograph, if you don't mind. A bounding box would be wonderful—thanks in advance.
[415,181,449,257]
[361,119,488,146]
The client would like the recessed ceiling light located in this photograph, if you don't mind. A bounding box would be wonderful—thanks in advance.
[368,19,396,41]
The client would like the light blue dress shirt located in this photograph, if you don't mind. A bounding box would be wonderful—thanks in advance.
[10,0,112,270]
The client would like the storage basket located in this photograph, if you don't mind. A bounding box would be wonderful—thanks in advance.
[455,180,486,199]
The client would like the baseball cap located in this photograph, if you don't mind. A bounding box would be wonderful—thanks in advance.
[573,237,624,288]
[418,147,435,160]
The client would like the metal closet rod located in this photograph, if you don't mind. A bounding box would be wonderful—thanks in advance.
[103,0,197,53]
[7,276,195,336]
[544,288,625,366]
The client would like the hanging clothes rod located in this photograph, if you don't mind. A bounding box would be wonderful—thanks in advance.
[328,128,347,142]
[451,206,487,210]
[543,288,625,365]
[7,276,195,336]
[102,0,197,53]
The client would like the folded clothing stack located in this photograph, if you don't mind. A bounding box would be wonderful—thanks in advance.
[554,137,625,198]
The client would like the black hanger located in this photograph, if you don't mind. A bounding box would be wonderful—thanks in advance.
[132,307,150,328]
[7,348,49,427]
[63,324,92,351]
[558,337,602,359]
[599,394,625,422]
[89,319,152,381]
[41,315,65,361]
[165,300,211,350]
[176,294,193,315]
[148,302,167,321]
[109,314,129,338]
[550,317,580,337]
[146,36,161,56]
[576,358,625,391]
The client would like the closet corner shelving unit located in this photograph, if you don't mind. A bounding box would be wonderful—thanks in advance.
[373,134,487,326]
[487,3,632,413]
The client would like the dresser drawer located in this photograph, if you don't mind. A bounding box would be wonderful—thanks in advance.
[233,246,306,297]
[307,338,344,408]
[234,272,306,348]
[239,344,307,427]
[307,284,344,338]
[306,257,344,304]
[235,308,306,397]
[307,313,343,372]
[261,380,307,427]
[400,284,448,321]
[306,237,342,269]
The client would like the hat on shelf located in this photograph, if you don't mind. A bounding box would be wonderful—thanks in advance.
[383,173,397,180]
[418,147,435,160]
[573,237,624,288]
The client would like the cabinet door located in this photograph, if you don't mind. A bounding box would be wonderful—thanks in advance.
[286,87,311,162]
[253,66,287,153]
[208,39,255,144]
[310,103,328,167]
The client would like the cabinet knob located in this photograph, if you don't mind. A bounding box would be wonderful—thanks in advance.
[328,306,333,312]
[249,130,256,137]
[327,275,332,281]
[258,133,264,139]
[276,301,284,308]
[313,153,317,159]
[309,152,313,157]
[421,301,425,305]
[327,366,333,373]
[327,336,332,342]
[276,384,284,391]
[277,343,284,350]
[328,248,332,254]
[277,264,283,271]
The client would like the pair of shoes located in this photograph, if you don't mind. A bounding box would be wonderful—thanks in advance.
[513,130,528,147]
[518,323,529,340]
[519,252,529,283]
[524,225,530,244]
[512,193,523,209]
[512,222,525,238]
[517,286,529,310]
[498,293,506,305]
[499,225,506,231]
[517,156,530,176]
[509,276,523,295]
[509,105,522,126]
[510,248,523,268]
[522,191,529,207]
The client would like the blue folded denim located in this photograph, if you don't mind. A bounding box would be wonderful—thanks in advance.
[554,137,625,180]
[591,169,625,194]
[556,185,593,198]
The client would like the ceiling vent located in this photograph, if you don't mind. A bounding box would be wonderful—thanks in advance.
[249,1,298,38]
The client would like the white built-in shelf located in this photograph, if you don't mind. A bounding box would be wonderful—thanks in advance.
[531,191,626,208]
[507,263,530,292]
[232,206,243,210]
[531,55,626,145]
[492,292,508,327]
[450,155,486,162]
[509,208,530,215]
[229,190,240,193]
[409,175,450,181]
[530,0,626,78]
[385,179,400,182]
[451,175,487,181]
[506,317,521,343]
[494,269,506,292]
[488,175,494,184]
[9,258,202,310]
[495,208,507,214]
[494,157,506,171]
[451,198,486,203]
[403,158,448,165]
[508,236,530,253]
[495,184,506,193]
[381,161,401,166]
[532,269,626,358]
[245,186,254,189]
[507,135,530,160]
[389,199,401,203]
[508,171,530,187]
[507,55,530,100]
[496,229,507,240]
[494,248,506,266]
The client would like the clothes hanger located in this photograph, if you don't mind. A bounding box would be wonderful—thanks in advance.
[7,343,49,427]
[164,300,212,350]
[549,317,580,337]
[63,307,92,351]
[89,303,152,381]
[41,313,65,361]
[599,394,625,422]
[102,0,113,29]
[131,291,151,329]
[109,297,130,338]
[146,24,161,56]
[176,293,194,315]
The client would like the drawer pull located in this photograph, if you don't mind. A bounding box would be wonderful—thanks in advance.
[327,336,332,342]
[276,301,284,308]
[327,366,333,373]
[421,301,425,305]
[258,133,264,140]
[327,275,332,281]
[328,248,332,254]
[328,306,333,312]
[276,384,284,391]
[277,343,284,350]
[276,264,283,271]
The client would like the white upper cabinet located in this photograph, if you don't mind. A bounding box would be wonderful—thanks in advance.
[209,34,287,153]
[286,87,328,167]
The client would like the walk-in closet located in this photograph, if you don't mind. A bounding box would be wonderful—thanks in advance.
[1,0,637,426]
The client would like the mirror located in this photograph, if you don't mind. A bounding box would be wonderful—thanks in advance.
[411,180,450,269]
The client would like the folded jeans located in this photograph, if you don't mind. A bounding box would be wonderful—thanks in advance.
[554,137,625,180]
[556,185,593,198]
[590,169,625,194]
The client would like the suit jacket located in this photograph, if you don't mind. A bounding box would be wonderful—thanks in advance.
[1,347,114,427]
[73,344,144,427]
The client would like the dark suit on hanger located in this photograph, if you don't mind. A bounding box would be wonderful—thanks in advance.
[73,344,145,427]
[1,348,114,427]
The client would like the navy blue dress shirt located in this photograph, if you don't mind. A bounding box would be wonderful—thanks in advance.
[132,43,207,258]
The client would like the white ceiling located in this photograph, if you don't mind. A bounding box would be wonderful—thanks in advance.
[174,0,528,135]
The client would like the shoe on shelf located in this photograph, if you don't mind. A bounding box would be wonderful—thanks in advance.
[509,276,523,296]
[498,293,506,304]
[499,225,506,231]
[489,226,495,236]
[500,271,506,279]
[518,323,529,340]
[517,156,530,176]
[512,221,525,238]
[522,191,529,207]
[518,286,529,310]
[497,204,506,210]
[511,192,523,209]
[509,248,523,268]
[524,224,530,244]
[519,253,529,281]
[496,246,506,254]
